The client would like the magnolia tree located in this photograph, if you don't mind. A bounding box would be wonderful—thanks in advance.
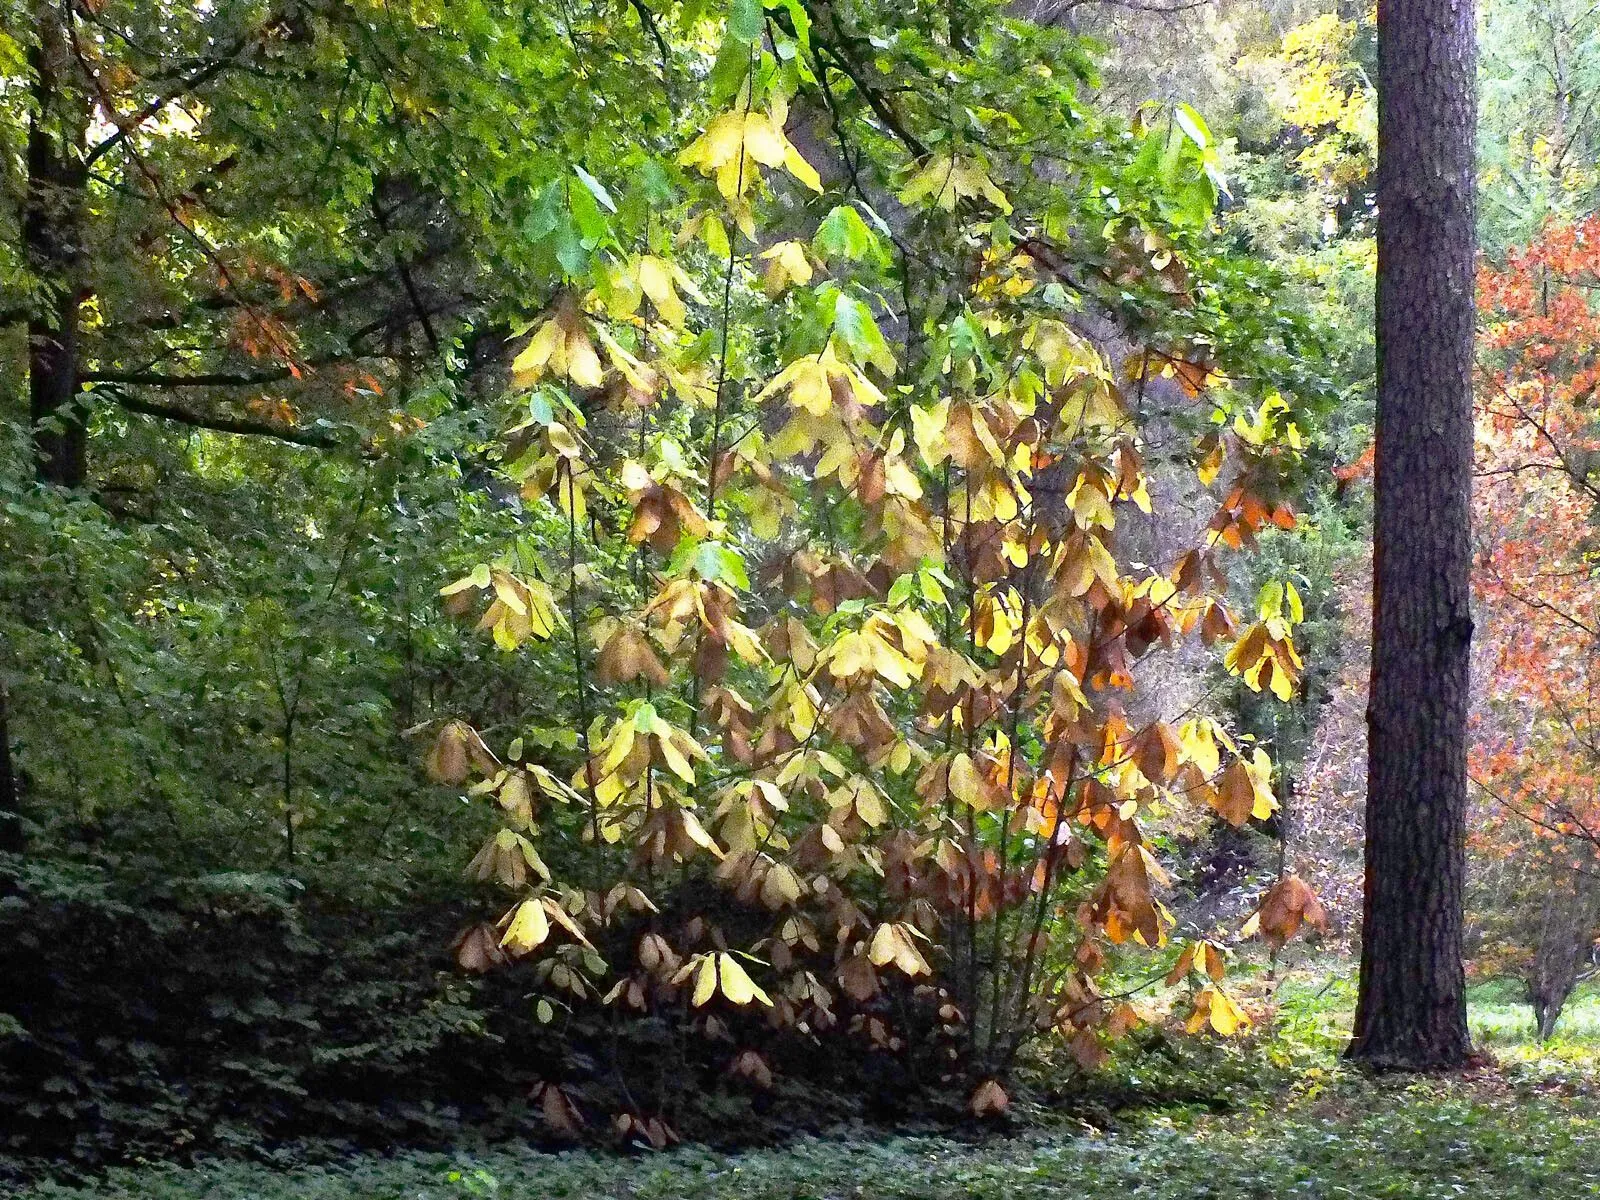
[425,0,1326,1132]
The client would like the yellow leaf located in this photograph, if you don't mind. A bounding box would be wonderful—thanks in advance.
[742,113,786,166]
[784,142,823,192]
[910,399,949,465]
[511,318,563,384]
[900,154,956,209]
[761,862,803,908]
[756,356,833,415]
[691,955,718,1006]
[717,953,772,1006]
[1178,718,1221,776]
[948,752,998,811]
[500,899,551,953]
[1208,986,1249,1035]
[679,809,725,860]
[868,921,900,967]
[679,111,744,171]
[564,326,604,388]
[760,241,816,295]
[657,731,697,783]
[855,787,889,828]
[1247,749,1279,820]
[636,255,687,326]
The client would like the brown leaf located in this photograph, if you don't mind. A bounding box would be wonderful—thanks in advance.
[1107,1001,1141,1038]
[596,624,670,687]
[727,1049,774,1088]
[1134,721,1180,785]
[838,949,879,1002]
[1069,1027,1109,1070]
[453,922,506,973]
[1211,759,1257,828]
[426,723,471,785]
[535,1082,586,1136]
[1255,874,1328,952]
[969,1078,1009,1117]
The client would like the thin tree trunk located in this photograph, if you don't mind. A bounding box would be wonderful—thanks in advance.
[24,2,88,488]
[1525,860,1600,1042]
[0,681,22,855]
[1349,0,1477,1070]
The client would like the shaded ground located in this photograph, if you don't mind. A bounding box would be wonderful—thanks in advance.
[17,970,1600,1199]
[17,1081,1598,1199]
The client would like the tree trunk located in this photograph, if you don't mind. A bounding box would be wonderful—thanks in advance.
[0,681,22,855]
[1349,0,1477,1070]
[24,2,88,489]
[1524,863,1600,1042]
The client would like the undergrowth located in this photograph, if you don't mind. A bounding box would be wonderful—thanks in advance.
[15,963,1600,1199]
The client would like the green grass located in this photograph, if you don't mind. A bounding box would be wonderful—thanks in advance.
[1469,978,1600,1046]
[17,970,1600,1200]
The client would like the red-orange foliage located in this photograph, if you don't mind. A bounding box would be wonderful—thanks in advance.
[1473,217,1600,865]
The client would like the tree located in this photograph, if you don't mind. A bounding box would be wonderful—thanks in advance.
[1471,216,1600,1040]
[0,0,698,871]
[1522,861,1600,1040]
[422,0,1330,1122]
[1349,0,1477,1068]
[0,680,19,854]
[22,2,88,487]
[0,0,1335,1137]
[4,0,584,487]
[1478,0,1600,248]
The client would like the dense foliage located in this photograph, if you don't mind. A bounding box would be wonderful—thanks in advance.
[0,0,1347,1162]
[7,0,1600,1182]
[420,0,1339,1124]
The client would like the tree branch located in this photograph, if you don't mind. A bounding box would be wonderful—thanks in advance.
[371,187,440,354]
[107,390,341,448]
[82,36,254,169]
[83,366,299,387]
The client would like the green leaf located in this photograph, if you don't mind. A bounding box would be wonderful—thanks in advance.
[771,0,811,49]
[832,292,896,375]
[728,0,765,42]
[692,540,726,583]
[814,205,882,263]
[553,212,589,278]
[687,540,748,590]
[716,544,749,590]
[1174,103,1211,150]
[633,701,660,733]
[573,165,617,213]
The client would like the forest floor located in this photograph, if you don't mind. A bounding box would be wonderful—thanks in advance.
[18,970,1600,1200]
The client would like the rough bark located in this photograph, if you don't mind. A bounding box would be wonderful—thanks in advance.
[24,2,88,489]
[1348,0,1477,1069]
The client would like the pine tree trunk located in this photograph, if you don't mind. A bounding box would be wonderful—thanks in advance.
[24,2,88,489]
[1349,0,1477,1070]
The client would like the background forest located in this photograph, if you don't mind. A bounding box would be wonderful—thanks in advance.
[4,0,1600,1191]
